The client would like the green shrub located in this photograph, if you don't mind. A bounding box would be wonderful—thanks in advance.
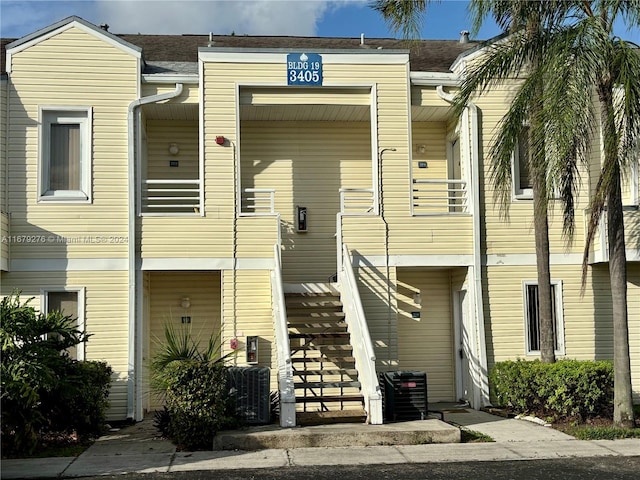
[151,324,236,450]
[1,293,110,455]
[45,360,113,436]
[162,361,235,449]
[490,359,613,420]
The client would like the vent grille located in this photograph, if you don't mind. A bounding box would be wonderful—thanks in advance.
[228,366,271,425]
[379,371,428,422]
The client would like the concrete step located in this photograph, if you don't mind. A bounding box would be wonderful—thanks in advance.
[212,419,461,450]
[296,409,366,426]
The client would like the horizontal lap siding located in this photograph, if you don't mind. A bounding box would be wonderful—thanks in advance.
[0,270,129,419]
[473,84,591,256]
[396,268,455,402]
[147,271,221,409]
[141,84,199,103]
[8,27,137,260]
[236,216,280,258]
[240,87,370,105]
[1,80,6,215]
[629,265,640,402]
[411,86,455,107]
[356,265,398,369]
[221,269,278,391]
[483,265,601,367]
[241,121,371,282]
[146,120,198,180]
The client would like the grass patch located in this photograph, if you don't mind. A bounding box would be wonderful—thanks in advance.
[2,434,94,459]
[565,425,640,440]
[460,429,494,443]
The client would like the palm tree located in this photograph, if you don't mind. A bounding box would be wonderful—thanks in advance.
[540,0,639,428]
[374,0,562,362]
[374,0,639,427]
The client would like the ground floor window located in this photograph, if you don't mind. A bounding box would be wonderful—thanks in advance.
[523,280,564,355]
[42,288,85,360]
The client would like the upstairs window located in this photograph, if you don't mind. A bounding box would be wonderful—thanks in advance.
[513,126,533,199]
[523,280,565,355]
[39,108,92,202]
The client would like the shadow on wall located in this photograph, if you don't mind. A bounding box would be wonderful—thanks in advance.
[352,250,398,368]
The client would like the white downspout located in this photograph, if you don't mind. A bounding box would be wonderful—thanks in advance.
[467,101,490,407]
[126,83,184,420]
[436,85,490,408]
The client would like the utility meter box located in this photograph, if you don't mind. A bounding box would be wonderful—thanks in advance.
[246,336,259,364]
[296,206,307,232]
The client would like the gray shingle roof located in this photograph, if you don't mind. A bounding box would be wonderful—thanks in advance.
[119,34,476,73]
[2,29,478,75]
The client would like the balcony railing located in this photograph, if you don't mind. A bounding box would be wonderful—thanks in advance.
[412,179,468,215]
[340,188,375,215]
[241,188,275,215]
[142,179,201,214]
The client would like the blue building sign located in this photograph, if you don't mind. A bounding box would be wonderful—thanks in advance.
[287,53,323,86]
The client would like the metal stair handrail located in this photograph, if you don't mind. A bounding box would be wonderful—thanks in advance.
[271,243,296,427]
[339,244,383,424]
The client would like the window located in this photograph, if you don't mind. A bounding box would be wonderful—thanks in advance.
[513,126,533,199]
[43,289,85,360]
[39,107,92,201]
[523,280,564,355]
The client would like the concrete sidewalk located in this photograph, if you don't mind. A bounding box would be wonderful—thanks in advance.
[3,409,639,479]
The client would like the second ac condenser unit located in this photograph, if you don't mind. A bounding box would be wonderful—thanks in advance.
[379,371,428,422]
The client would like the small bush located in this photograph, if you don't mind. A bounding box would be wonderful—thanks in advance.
[489,359,613,421]
[162,361,236,449]
[151,324,237,450]
[45,360,113,436]
[1,293,111,455]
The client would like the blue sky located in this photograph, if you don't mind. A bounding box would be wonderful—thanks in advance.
[1,0,638,44]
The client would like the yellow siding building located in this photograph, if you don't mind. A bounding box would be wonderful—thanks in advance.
[1,17,638,425]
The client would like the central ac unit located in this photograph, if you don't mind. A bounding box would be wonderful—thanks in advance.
[228,366,271,425]
[379,371,428,422]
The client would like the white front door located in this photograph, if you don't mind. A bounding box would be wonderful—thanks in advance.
[454,289,473,405]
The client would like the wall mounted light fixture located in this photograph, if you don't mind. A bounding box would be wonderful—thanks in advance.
[169,143,180,155]
[413,291,422,305]
[180,296,191,309]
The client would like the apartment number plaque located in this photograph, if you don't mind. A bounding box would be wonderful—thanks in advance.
[287,53,323,86]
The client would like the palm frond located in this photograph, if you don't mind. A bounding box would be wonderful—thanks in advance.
[370,0,432,40]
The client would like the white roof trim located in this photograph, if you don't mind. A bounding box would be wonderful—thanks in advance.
[199,50,409,65]
[410,72,460,86]
[450,32,512,73]
[142,74,199,84]
[6,17,141,73]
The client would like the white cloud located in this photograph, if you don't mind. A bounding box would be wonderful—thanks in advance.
[94,0,361,36]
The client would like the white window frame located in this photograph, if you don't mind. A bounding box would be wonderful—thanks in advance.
[512,129,533,200]
[522,280,565,356]
[629,158,639,207]
[38,106,92,203]
[41,287,86,360]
